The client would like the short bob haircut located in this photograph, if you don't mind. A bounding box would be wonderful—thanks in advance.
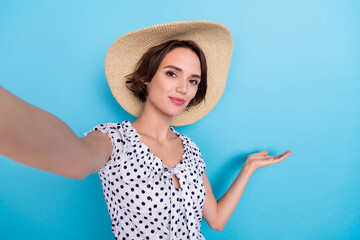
[125,40,207,108]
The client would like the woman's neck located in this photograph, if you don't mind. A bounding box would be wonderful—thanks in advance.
[131,102,174,144]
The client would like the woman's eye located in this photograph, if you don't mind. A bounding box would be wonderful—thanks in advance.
[190,79,199,85]
[166,71,176,77]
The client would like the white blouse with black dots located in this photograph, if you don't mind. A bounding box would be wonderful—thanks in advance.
[84,120,207,240]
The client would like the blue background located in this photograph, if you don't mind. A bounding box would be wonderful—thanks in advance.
[1,0,359,239]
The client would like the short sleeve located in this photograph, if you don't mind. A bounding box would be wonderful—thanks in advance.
[187,137,206,176]
[197,148,206,175]
[83,122,125,173]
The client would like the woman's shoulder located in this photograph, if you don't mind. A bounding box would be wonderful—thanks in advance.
[83,120,139,151]
[173,130,206,174]
[171,127,203,156]
[83,120,132,138]
[172,128,205,165]
[83,120,135,173]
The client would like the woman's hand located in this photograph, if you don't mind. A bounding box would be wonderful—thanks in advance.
[245,150,292,171]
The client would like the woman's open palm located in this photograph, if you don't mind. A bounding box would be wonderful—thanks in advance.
[246,150,292,170]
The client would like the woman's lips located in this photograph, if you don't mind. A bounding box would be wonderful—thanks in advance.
[169,97,186,106]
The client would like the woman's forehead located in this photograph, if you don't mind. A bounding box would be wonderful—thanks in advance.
[159,48,201,73]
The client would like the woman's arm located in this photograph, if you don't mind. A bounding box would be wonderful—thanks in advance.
[202,150,292,231]
[0,87,112,179]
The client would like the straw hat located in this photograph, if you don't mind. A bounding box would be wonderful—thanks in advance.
[105,20,233,126]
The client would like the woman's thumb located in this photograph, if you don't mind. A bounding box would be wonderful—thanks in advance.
[258,150,268,155]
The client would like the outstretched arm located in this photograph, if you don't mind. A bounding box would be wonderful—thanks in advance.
[0,87,113,179]
[202,150,292,231]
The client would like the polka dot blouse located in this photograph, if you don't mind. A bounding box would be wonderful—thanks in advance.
[84,120,207,240]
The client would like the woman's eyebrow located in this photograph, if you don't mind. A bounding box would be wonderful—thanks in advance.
[163,65,201,79]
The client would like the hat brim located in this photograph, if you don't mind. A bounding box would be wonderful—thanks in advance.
[105,20,233,126]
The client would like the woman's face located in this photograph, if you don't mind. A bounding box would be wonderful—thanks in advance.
[144,47,201,118]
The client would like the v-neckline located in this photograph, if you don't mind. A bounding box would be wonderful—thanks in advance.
[126,121,187,169]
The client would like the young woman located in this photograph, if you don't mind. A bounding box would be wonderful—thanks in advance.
[0,21,292,240]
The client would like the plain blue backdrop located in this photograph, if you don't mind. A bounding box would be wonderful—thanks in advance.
[1,0,359,239]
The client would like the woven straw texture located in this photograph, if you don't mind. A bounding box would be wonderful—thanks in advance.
[105,20,233,126]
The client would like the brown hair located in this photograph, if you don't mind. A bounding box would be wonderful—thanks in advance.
[125,40,207,108]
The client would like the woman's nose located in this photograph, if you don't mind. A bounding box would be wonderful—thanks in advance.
[176,78,188,94]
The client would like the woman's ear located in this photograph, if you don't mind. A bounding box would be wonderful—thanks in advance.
[140,77,148,85]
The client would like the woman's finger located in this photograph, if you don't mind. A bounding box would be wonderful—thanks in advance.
[255,150,291,160]
[273,151,292,160]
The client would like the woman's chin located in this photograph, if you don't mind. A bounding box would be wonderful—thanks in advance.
[166,109,186,118]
